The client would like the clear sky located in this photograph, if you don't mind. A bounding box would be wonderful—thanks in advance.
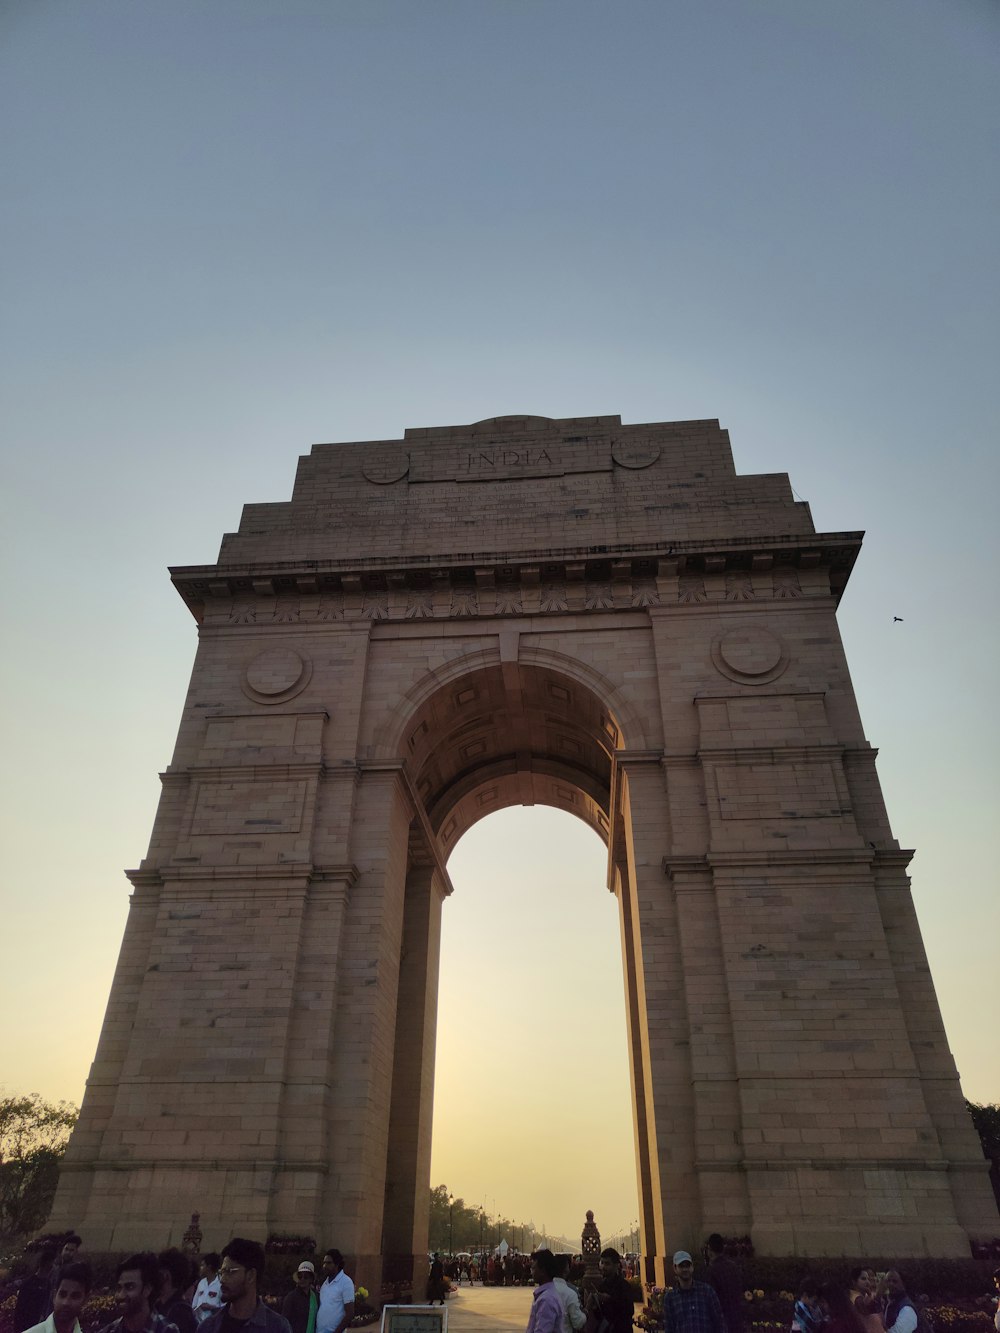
[1,0,998,1243]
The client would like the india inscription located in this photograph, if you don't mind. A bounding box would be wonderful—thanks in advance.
[51,412,995,1286]
[464,446,554,470]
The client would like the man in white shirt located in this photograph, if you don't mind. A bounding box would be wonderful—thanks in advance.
[192,1255,222,1324]
[317,1251,354,1333]
[24,1262,91,1333]
[882,1271,918,1333]
[552,1256,586,1333]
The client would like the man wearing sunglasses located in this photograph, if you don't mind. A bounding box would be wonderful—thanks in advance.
[201,1240,290,1333]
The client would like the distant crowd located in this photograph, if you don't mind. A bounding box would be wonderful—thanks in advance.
[426,1250,640,1291]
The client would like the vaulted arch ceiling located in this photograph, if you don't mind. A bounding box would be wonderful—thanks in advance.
[398,662,623,856]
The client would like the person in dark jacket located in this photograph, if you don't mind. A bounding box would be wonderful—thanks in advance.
[585,1248,634,1333]
[426,1255,446,1306]
[704,1235,744,1333]
[15,1248,57,1333]
[281,1263,318,1333]
[201,1240,291,1333]
[157,1251,196,1333]
[45,1239,84,1320]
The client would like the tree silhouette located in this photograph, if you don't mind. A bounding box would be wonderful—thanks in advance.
[0,1093,78,1241]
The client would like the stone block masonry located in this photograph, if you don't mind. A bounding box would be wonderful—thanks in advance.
[51,414,995,1283]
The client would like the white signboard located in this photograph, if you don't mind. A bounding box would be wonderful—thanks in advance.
[379,1306,448,1333]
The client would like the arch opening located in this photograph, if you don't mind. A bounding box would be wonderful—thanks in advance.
[380,662,648,1287]
[430,806,639,1252]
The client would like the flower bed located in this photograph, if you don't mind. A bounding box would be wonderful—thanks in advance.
[635,1279,1000,1333]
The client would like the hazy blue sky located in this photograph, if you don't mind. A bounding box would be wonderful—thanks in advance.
[2,0,998,1241]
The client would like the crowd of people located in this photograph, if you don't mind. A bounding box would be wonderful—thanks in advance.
[10,1237,357,1333]
[524,1246,634,1333]
[661,1237,1000,1333]
[510,1233,1000,1333]
[426,1250,536,1292]
[7,1229,1000,1333]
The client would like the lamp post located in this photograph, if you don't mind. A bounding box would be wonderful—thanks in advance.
[449,1193,454,1256]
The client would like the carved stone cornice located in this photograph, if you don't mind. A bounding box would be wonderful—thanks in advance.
[160,762,326,784]
[125,863,355,894]
[59,1155,333,1174]
[698,743,845,764]
[871,848,916,873]
[708,849,875,868]
[662,855,710,881]
[124,868,163,892]
[309,863,360,886]
[170,532,862,624]
[700,1157,954,1174]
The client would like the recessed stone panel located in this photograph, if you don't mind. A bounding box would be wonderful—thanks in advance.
[715,761,842,820]
[190,779,307,836]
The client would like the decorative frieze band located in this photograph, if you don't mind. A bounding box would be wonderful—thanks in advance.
[171,540,860,625]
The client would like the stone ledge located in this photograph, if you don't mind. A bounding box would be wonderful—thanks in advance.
[171,533,861,623]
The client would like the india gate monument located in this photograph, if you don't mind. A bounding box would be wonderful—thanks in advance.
[52,414,995,1280]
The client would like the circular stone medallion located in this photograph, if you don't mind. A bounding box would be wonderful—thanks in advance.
[242,648,311,703]
[611,440,661,470]
[711,628,787,684]
[362,449,409,485]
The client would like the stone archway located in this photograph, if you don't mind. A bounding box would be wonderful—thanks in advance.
[379,654,633,847]
[52,414,996,1278]
[375,656,647,1288]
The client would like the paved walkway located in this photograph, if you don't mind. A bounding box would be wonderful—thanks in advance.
[381,1281,645,1333]
[416,1285,533,1332]
[399,1284,640,1333]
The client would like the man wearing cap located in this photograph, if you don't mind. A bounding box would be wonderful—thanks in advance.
[663,1252,726,1333]
[281,1264,318,1333]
